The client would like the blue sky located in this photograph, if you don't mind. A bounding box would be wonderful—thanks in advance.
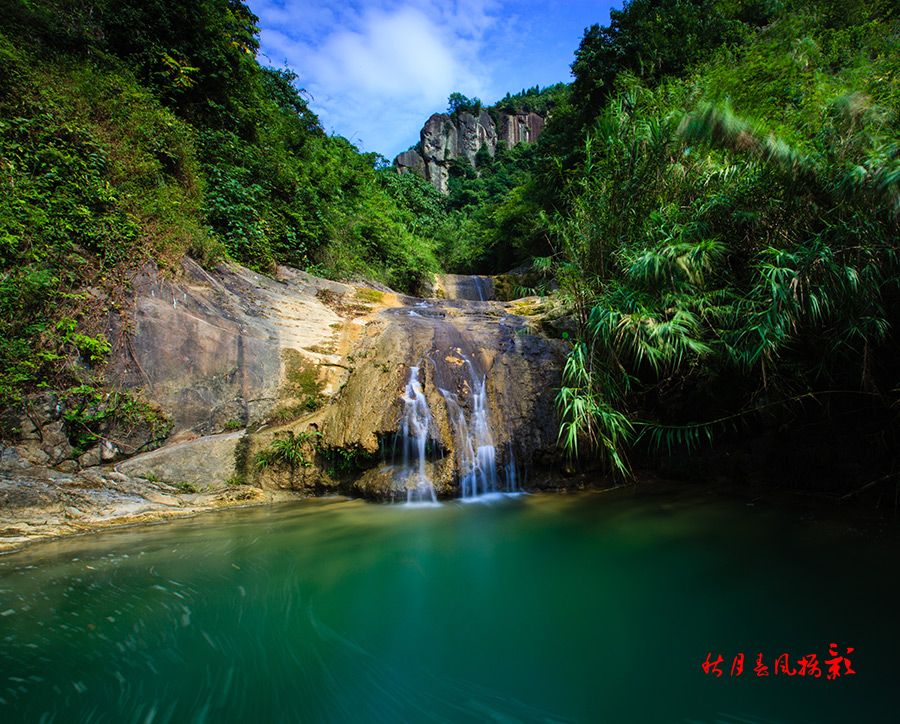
[247,1,622,159]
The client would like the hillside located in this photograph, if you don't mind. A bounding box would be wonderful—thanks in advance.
[488,0,900,486]
[0,0,453,411]
[3,0,900,495]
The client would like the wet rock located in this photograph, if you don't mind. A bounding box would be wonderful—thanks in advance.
[31,392,64,421]
[310,291,567,497]
[2,262,576,548]
[433,274,495,301]
[353,458,456,499]
[5,413,38,438]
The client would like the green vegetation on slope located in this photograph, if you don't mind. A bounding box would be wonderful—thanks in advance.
[413,0,900,484]
[5,0,900,491]
[428,84,569,273]
[532,0,900,477]
[0,0,448,408]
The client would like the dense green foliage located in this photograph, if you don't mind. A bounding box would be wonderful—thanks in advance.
[400,0,900,480]
[0,0,445,407]
[535,0,900,475]
[447,92,483,118]
[6,0,900,488]
[495,84,568,116]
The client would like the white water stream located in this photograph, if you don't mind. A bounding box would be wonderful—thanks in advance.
[396,351,518,501]
[398,366,438,504]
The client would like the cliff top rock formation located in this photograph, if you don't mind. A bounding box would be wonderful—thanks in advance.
[394,110,546,194]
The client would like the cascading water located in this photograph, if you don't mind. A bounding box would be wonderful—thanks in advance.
[434,274,494,302]
[394,353,518,501]
[504,440,520,492]
[387,284,530,501]
[472,275,485,302]
[436,351,506,498]
[397,366,438,503]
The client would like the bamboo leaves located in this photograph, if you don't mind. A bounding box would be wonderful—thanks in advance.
[551,75,900,473]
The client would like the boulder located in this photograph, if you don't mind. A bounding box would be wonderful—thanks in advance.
[394,149,425,175]
[115,431,247,488]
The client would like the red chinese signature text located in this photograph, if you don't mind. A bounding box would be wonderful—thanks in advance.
[702,644,855,679]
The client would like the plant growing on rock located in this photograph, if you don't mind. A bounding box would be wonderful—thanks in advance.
[255,430,320,470]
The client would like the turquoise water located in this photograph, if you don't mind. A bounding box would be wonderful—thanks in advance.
[0,487,896,723]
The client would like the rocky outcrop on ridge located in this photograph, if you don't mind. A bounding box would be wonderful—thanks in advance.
[394,110,546,193]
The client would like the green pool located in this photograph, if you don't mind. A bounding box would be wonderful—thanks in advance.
[1,486,896,723]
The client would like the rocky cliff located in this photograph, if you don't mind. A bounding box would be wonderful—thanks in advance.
[394,110,546,193]
[1,263,574,549]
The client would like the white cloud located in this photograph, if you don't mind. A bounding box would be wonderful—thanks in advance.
[313,8,460,104]
[250,1,503,156]
[248,1,619,157]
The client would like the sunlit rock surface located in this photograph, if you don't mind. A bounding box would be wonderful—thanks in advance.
[1,261,570,548]
[394,110,545,193]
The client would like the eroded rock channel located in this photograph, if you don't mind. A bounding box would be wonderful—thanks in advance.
[1,265,569,550]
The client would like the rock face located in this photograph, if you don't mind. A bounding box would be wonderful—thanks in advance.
[106,260,371,440]
[246,281,569,500]
[499,112,545,145]
[1,260,571,547]
[394,110,545,193]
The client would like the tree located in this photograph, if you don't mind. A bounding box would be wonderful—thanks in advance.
[570,0,764,125]
[447,92,482,117]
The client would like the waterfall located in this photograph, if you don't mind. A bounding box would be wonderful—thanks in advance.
[398,367,438,503]
[434,274,495,301]
[472,275,485,301]
[395,356,515,501]
[504,441,519,492]
[437,353,503,499]
[392,301,524,500]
